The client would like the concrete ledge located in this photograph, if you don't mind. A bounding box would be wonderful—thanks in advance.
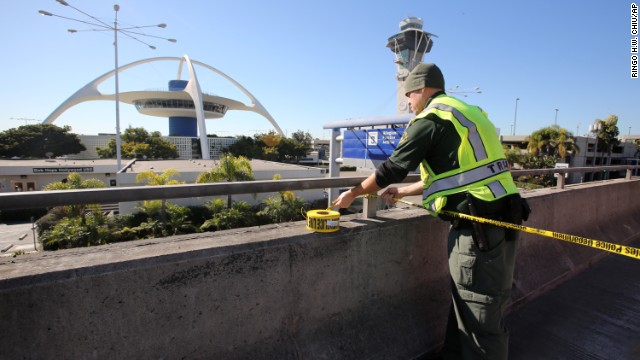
[0,208,452,359]
[0,179,638,359]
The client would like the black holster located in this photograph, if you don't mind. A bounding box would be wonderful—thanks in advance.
[453,193,532,248]
[502,194,532,241]
[465,193,490,251]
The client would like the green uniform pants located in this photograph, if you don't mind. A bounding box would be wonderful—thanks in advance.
[442,223,518,360]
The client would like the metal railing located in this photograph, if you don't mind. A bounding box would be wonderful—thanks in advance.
[513,165,639,189]
[0,176,413,212]
[0,165,638,214]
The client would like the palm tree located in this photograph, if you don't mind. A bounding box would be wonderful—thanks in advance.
[555,126,580,160]
[527,125,580,162]
[196,154,254,208]
[257,174,303,223]
[272,173,295,202]
[136,169,184,224]
[43,172,106,224]
[593,115,620,165]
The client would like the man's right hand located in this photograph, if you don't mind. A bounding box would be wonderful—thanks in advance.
[380,187,400,205]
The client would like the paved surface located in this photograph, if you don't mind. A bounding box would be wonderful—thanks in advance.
[0,222,38,255]
[507,237,640,360]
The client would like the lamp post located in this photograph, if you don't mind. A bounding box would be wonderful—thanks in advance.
[554,108,559,126]
[589,121,601,180]
[39,1,176,171]
[513,97,519,136]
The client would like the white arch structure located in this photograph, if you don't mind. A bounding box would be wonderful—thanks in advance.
[43,55,284,160]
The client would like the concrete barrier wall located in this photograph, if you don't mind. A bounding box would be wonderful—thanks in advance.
[510,180,640,308]
[1,179,639,359]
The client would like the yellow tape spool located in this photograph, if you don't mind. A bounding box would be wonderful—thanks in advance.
[306,209,341,233]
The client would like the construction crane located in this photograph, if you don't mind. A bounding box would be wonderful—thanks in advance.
[10,117,42,125]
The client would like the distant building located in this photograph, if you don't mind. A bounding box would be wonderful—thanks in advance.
[569,135,639,182]
[0,158,326,215]
[620,134,640,143]
[42,55,283,160]
[501,134,639,182]
[69,134,238,160]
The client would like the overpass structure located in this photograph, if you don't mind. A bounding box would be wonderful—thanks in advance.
[0,171,639,359]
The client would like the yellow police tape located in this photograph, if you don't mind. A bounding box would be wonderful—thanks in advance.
[388,197,640,261]
[440,210,640,260]
[305,208,341,233]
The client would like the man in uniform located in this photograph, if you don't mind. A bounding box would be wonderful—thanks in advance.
[332,63,527,359]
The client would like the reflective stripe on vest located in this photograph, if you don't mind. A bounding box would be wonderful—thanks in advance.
[486,179,508,197]
[427,103,487,161]
[413,94,519,214]
[422,158,511,201]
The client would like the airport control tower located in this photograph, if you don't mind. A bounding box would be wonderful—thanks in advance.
[386,17,436,114]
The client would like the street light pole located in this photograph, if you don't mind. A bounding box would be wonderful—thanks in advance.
[513,97,519,136]
[113,4,122,172]
[554,108,559,126]
[38,1,176,171]
[589,121,601,180]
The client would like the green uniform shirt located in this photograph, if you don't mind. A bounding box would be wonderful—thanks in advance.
[388,109,462,176]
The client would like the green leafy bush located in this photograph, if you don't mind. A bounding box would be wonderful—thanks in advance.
[40,211,112,250]
[200,200,257,232]
[257,195,305,224]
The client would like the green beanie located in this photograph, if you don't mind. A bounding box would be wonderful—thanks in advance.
[404,63,445,96]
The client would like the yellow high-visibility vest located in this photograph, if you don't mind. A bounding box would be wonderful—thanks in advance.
[414,94,519,214]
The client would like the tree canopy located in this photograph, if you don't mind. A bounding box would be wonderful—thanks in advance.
[289,130,314,160]
[0,124,86,159]
[526,125,579,161]
[225,130,314,162]
[592,114,620,157]
[513,125,580,188]
[43,173,107,223]
[43,172,106,191]
[196,153,254,208]
[136,168,185,226]
[97,126,179,159]
[225,135,263,159]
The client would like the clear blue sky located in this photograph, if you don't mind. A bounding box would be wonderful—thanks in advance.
[1,1,638,140]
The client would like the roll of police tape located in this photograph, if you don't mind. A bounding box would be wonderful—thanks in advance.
[305,209,340,233]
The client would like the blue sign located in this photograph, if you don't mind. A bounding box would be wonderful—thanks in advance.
[342,128,404,160]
